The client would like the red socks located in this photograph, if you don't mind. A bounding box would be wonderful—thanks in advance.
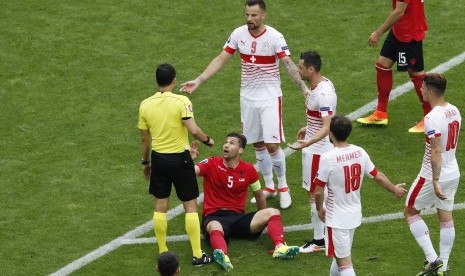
[410,73,432,116]
[375,62,393,113]
[267,214,285,246]
[210,230,228,255]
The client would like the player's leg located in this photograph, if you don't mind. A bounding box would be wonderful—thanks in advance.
[436,178,459,273]
[150,152,172,254]
[404,176,442,274]
[172,152,209,265]
[205,219,233,271]
[357,31,396,125]
[300,152,325,253]
[241,98,277,202]
[261,96,291,209]
[153,198,169,254]
[406,39,430,133]
[329,227,356,276]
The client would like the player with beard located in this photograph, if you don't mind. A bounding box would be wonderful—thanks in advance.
[181,0,310,209]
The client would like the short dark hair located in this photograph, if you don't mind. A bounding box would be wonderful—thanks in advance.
[245,0,266,11]
[300,51,322,72]
[423,73,447,97]
[226,132,247,149]
[330,115,352,142]
[157,251,179,276]
[155,63,176,87]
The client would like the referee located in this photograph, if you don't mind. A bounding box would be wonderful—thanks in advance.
[138,63,214,266]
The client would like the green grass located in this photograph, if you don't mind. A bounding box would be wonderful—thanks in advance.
[1,0,464,275]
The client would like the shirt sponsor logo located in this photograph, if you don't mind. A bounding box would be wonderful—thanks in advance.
[239,178,245,182]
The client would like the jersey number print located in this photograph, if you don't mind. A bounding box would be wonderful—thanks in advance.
[446,121,460,151]
[343,164,362,194]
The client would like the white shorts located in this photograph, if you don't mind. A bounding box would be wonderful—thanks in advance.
[405,176,459,212]
[240,96,285,144]
[326,227,355,259]
[302,148,321,192]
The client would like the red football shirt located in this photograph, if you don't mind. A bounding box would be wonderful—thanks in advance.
[392,0,428,42]
[198,157,260,217]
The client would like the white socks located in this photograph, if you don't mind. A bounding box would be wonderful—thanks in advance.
[408,215,438,263]
[311,200,325,240]
[270,147,287,189]
[255,147,275,190]
[439,221,455,272]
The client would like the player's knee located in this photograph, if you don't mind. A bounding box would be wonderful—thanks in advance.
[403,206,419,220]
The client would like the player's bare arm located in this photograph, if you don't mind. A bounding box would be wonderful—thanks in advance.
[430,136,446,199]
[373,171,407,198]
[253,189,267,210]
[180,51,233,93]
[183,118,214,147]
[140,129,152,180]
[368,1,408,46]
[280,56,309,95]
[314,185,325,222]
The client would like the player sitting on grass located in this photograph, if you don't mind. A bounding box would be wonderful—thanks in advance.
[190,133,300,271]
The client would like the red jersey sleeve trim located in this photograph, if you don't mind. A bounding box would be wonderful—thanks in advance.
[224,46,236,55]
[313,178,326,187]
[369,168,378,177]
[277,51,288,59]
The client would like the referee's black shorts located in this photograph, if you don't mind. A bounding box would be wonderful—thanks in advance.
[149,150,199,202]
[380,30,424,72]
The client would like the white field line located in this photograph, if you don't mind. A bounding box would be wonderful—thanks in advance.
[119,202,465,244]
[50,51,465,276]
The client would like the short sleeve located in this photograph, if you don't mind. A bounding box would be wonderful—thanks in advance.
[424,115,442,139]
[274,32,290,58]
[180,96,194,119]
[223,29,239,54]
[362,148,377,179]
[137,105,148,130]
[197,158,212,177]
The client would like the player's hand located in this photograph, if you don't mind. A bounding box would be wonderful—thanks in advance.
[180,79,201,94]
[433,182,447,200]
[142,164,151,180]
[317,208,326,223]
[190,140,200,160]
[393,183,407,198]
[287,140,310,151]
[296,127,306,140]
[368,31,381,47]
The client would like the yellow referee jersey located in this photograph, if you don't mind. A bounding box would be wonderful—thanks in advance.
[138,91,194,153]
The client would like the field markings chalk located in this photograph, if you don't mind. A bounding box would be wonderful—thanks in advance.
[50,51,465,276]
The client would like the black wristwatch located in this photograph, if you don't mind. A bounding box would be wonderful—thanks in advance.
[202,136,211,145]
[141,159,150,165]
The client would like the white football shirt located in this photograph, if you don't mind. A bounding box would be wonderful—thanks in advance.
[314,145,378,229]
[305,78,337,154]
[223,25,290,101]
[419,103,461,181]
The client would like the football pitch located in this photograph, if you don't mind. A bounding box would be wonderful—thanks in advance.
[1,1,464,275]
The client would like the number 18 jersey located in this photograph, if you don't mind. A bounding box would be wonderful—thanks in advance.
[313,145,378,229]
